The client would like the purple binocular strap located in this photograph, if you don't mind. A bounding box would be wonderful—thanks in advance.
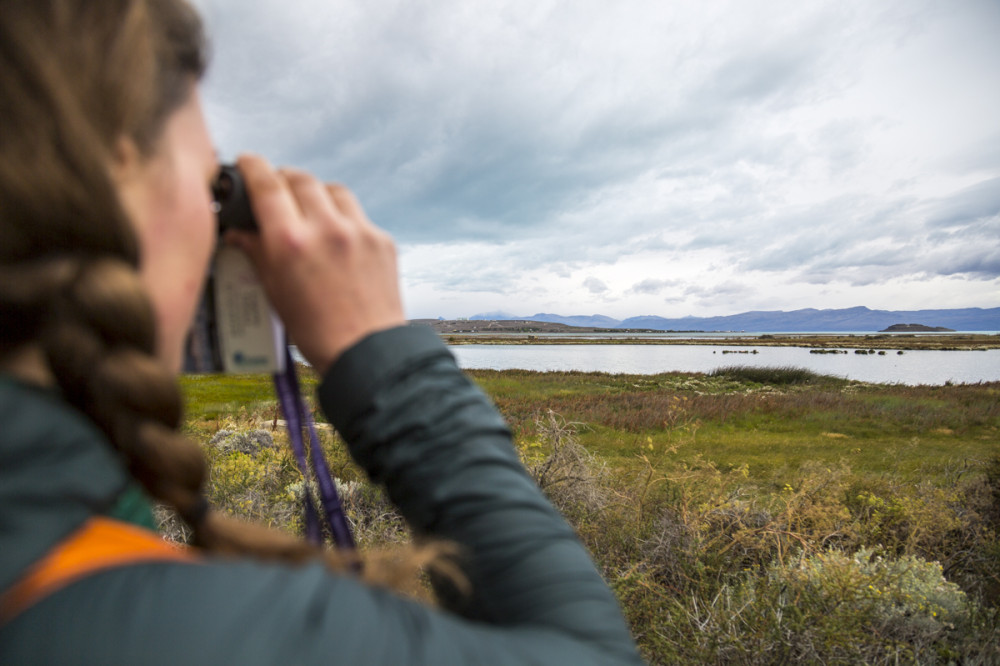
[274,346,356,551]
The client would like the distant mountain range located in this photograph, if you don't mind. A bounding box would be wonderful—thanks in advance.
[468,307,1000,332]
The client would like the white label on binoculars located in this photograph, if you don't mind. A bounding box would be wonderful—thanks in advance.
[214,246,286,374]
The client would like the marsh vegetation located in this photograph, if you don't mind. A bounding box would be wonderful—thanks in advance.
[177,367,1000,664]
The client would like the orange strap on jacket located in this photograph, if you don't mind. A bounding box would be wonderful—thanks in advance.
[0,517,199,624]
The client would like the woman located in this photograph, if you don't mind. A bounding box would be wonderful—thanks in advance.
[0,1,642,663]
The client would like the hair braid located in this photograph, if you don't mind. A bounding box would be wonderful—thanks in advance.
[38,257,330,564]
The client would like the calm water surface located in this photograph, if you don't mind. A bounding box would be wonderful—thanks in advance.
[449,344,1000,386]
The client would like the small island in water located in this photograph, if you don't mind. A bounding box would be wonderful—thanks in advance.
[879,323,956,333]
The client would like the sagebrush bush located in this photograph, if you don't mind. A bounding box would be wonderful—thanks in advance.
[210,428,274,456]
[518,410,611,519]
[336,479,409,546]
[667,547,992,665]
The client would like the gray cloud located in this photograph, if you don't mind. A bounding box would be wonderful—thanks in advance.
[916,243,1000,280]
[742,177,1000,286]
[683,281,756,307]
[924,177,1000,229]
[629,278,683,295]
[423,269,516,295]
[583,277,609,294]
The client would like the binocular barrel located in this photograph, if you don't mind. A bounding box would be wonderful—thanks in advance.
[212,164,258,233]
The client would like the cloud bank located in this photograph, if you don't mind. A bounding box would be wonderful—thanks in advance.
[193,0,1000,318]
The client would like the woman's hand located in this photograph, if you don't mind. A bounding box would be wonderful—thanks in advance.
[225,154,405,376]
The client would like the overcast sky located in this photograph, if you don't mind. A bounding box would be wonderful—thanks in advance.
[191,0,1000,320]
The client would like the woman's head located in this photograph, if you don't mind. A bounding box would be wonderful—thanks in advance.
[0,0,212,369]
[117,87,219,371]
[0,0,338,571]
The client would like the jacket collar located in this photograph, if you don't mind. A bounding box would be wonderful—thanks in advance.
[0,377,131,591]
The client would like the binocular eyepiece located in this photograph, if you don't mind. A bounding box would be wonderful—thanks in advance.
[212,164,258,233]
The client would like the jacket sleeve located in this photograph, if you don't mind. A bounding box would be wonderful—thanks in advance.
[320,326,639,653]
[1,326,643,665]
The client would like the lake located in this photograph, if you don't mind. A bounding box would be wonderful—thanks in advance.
[449,344,1000,385]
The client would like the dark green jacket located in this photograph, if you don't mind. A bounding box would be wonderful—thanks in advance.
[0,326,642,664]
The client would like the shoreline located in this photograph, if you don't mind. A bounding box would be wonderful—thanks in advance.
[440,333,1000,350]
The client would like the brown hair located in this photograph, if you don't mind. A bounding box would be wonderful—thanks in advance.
[0,0,450,595]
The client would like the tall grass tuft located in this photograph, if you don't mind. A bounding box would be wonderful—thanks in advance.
[709,365,828,385]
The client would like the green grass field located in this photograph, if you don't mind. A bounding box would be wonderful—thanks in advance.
[179,366,1000,664]
[468,367,998,480]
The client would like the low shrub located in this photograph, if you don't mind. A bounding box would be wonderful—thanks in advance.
[518,410,611,520]
[336,479,409,546]
[665,548,993,664]
[210,428,274,456]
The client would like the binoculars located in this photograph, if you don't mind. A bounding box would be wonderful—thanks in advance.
[211,164,258,233]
